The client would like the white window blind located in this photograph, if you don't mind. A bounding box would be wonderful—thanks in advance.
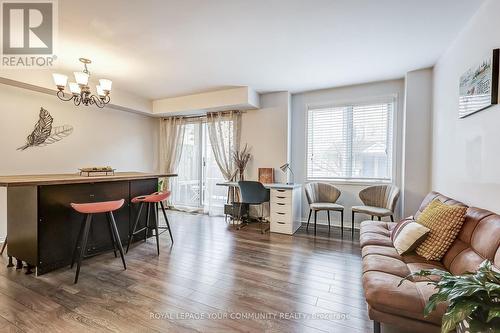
[307,99,394,182]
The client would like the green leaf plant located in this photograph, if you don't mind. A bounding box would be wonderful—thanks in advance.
[399,260,500,333]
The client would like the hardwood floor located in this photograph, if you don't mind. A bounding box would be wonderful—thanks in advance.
[0,211,407,333]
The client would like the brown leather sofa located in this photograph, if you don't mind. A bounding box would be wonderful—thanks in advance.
[360,191,500,333]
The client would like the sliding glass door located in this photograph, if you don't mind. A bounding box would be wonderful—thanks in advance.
[171,122,202,208]
[170,121,227,215]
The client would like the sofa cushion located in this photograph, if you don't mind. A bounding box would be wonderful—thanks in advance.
[360,232,394,248]
[416,199,467,260]
[360,220,396,247]
[362,245,401,260]
[362,271,446,325]
[363,254,411,278]
[360,220,394,236]
[444,209,500,274]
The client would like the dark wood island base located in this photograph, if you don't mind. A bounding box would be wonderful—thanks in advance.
[0,172,176,275]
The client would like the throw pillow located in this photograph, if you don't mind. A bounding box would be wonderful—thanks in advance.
[415,199,467,261]
[390,216,414,242]
[392,221,430,255]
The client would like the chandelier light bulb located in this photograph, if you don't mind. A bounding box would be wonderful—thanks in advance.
[99,79,112,92]
[74,71,89,86]
[96,85,106,97]
[52,73,68,89]
[69,82,81,95]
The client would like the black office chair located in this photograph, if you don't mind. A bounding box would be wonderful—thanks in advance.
[237,181,270,234]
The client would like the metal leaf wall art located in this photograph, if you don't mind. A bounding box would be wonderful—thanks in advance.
[18,107,74,150]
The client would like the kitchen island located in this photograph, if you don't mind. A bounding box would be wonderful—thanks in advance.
[0,172,176,275]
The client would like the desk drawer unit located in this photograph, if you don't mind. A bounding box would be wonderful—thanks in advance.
[270,187,301,235]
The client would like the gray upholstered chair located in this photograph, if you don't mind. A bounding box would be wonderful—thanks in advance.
[351,184,400,237]
[305,182,344,236]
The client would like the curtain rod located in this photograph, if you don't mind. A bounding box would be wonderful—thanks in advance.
[161,110,245,121]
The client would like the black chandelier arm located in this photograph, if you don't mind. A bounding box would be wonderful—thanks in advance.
[89,95,106,108]
[56,90,75,102]
[102,95,111,104]
[73,95,82,106]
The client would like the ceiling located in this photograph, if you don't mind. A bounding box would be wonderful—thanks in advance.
[2,0,486,100]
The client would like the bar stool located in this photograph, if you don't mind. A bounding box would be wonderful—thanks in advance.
[126,191,173,255]
[70,199,126,284]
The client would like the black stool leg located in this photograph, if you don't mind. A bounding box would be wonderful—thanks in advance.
[306,209,312,232]
[75,214,92,284]
[153,203,160,255]
[1,236,7,255]
[16,258,23,269]
[126,202,144,253]
[71,216,87,268]
[390,215,394,222]
[25,264,34,275]
[377,216,381,221]
[144,203,151,242]
[106,213,118,258]
[7,256,13,267]
[327,211,331,232]
[108,212,126,270]
[160,201,173,244]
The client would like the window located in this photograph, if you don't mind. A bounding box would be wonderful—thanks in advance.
[306,98,395,182]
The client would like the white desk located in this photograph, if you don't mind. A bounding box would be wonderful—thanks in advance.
[217,182,302,235]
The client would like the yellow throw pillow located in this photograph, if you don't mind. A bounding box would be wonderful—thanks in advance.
[415,199,467,261]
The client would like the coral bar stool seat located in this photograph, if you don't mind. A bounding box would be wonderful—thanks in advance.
[131,191,170,204]
[70,199,126,284]
[71,199,125,214]
[127,191,173,255]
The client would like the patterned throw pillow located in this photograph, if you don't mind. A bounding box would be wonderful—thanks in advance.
[392,221,430,255]
[415,199,467,261]
[390,216,414,242]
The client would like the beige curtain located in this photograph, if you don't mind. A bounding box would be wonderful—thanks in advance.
[159,116,186,190]
[206,111,241,181]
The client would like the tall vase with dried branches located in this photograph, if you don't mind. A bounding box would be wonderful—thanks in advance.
[233,144,251,181]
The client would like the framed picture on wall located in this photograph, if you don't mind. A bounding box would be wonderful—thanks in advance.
[258,168,274,184]
[459,48,499,118]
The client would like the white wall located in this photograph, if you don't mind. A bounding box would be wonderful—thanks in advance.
[153,87,260,115]
[432,0,500,213]
[291,79,405,228]
[241,91,290,183]
[402,68,433,217]
[0,83,158,240]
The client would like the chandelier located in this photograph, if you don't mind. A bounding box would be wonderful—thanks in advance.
[52,58,112,108]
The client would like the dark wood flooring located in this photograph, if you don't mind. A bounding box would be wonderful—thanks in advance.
[0,211,408,333]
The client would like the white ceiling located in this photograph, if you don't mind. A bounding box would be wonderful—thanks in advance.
[4,0,487,100]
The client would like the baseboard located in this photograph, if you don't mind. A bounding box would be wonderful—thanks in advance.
[300,215,395,230]
[300,218,360,230]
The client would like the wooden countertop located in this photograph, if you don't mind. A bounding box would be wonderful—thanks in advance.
[0,172,177,187]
